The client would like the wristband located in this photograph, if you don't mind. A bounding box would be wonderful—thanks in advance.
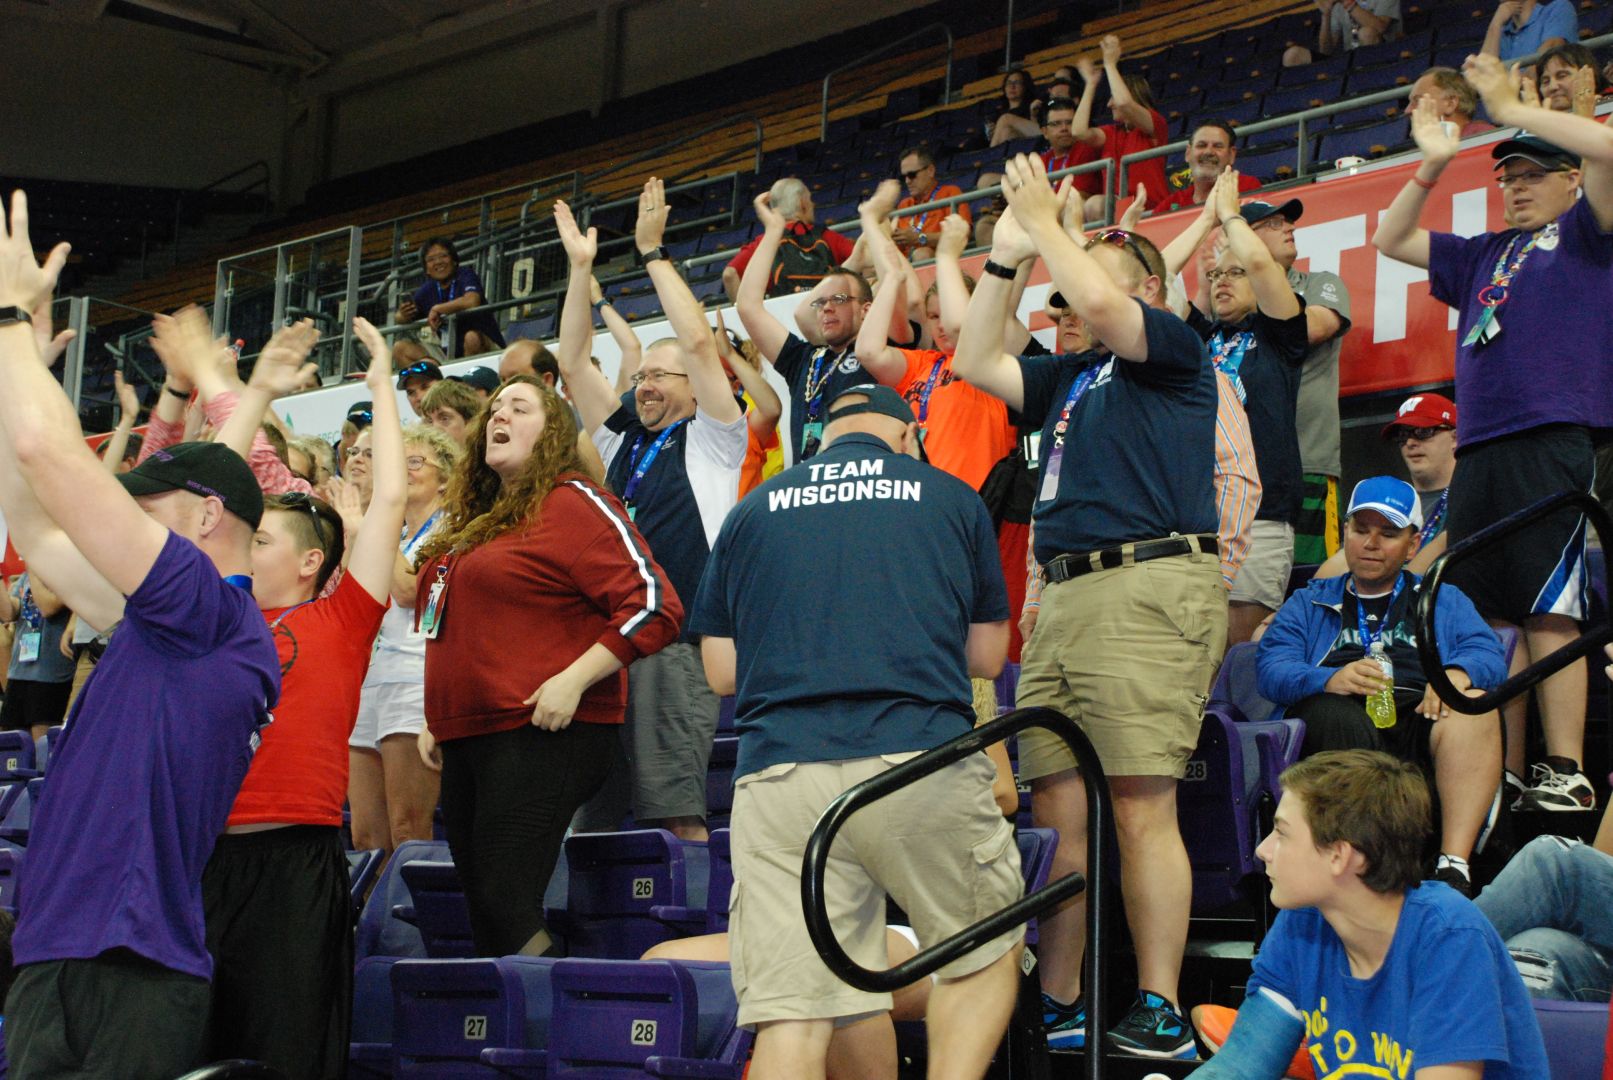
[0,306,32,328]
[591,298,608,311]
[1410,175,1437,191]
[982,259,1018,280]
[163,383,192,401]
[637,246,669,266]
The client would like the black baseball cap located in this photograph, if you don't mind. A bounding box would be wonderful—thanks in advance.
[827,384,917,425]
[118,442,265,529]
[1239,198,1303,227]
[1491,134,1580,171]
[451,366,501,393]
[396,359,443,390]
[346,400,374,429]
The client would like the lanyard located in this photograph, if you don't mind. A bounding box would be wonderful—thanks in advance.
[224,574,254,592]
[1354,573,1406,653]
[1477,228,1548,310]
[1418,490,1448,548]
[403,509,442,553]
[1050,362,1104,450]
[803,348,844,422]
[623,419,688,504]
[916,356,947,424]
[18,585,41,630]
[268,600,315,630]
[1208,328,1254,404]
[433,275,460,304]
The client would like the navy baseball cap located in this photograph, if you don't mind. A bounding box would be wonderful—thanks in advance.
[451,366,501,393]
[396,359,443,390]
[1347,476,1423,530]
[1239,198,1303,227]
[1491,134,1579,171]
[118,441,265,529]
[827,384,916,425]
[346,400,374,429]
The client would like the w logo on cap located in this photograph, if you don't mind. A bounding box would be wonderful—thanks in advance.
[1399,396,1423,417]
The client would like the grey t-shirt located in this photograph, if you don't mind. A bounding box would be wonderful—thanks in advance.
[1289,268,1353,478]
[7,574,76,684]
[1329,0,1403,49]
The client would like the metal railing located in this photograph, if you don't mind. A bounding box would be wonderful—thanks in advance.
[821,23,954,141]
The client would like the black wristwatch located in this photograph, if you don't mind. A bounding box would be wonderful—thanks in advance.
[0,306,32,328]
[637,246,670,266]
[981,259,1018,280]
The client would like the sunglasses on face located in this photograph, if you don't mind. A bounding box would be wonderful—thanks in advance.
[901,167,930,181]
[1393,425,1451,445]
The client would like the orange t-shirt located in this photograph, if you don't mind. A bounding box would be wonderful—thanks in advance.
[229,573,387,827]
[740,424,783,499]
[894,349,1015,491]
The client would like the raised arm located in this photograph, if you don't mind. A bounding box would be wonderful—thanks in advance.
[1468,54,1613,230]
[1070,57,1108,149]
[933,212,979,345]
[714,307,780,437]
[1101,36,1155,137]
[636,178,742,425]
[735,193,794,362]
[854,187,914,386]
[1370,96,1460,269]
[100,371,141,473]
[210,313,320,495]
[1160,185,1221,278]
[591,275,643,395]
[1317,0,1343,55]
[553,200,624,434]
[338,318,409,604]
[952,209,1039,411]
[1480,2,1520,58]
[1217,172,1301,319]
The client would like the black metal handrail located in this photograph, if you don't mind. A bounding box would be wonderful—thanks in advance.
[1416,490,1611,714]
[821,23,953,141]
[802,705,1108,1080]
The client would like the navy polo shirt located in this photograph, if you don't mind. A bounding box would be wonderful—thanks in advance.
[598,402,747,644]
[688,432,1010,778]
[1020,299,1218,564]
[773,335,867,463]
[1188,305,1309,524]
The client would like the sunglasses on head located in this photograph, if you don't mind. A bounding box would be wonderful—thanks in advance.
[399,361,436,380]
[1088,228,1154,278]
[275,491,332,548]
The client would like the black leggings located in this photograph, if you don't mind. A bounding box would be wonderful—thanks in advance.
[439,721,615,956]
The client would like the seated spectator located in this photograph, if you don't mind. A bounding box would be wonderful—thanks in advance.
[985,67,1043,147]
[1070,37,1168,222]
[1536,42,1606,116]
[1188,750,1549,1077]
[891,147,971,261]
[1405,66,1497,138]
[975,96,1092,248]
[1313,392,1456,580]
[1256,478,1507,894]
[722,178,855,301]
[1150,121,1263,215]
[420,376,482,446]
[396,237,507,358]
[1484,0,1578,63]
[1282,0,1402,66]
[1475,809,1613,1001]
[286,434,335,488]
[450,365,500,400]
[1042,66,1076,105]
[396,357,442,417]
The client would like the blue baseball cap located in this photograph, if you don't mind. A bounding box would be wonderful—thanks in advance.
[1347,476,1423,530]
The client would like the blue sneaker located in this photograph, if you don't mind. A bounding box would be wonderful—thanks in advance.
[1105,990,1198,1060]
[1041,992,1086,1049]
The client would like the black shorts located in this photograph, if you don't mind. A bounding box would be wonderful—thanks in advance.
[1445,424,1593,624]
[0,678,71,733]
[1291,690,1436,773]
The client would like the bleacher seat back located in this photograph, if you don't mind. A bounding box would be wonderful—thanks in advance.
[36,724,63,772]
[349,955,400,1079]
[356,839,449,961]
[0,731,37,780]
[1533,998,1609,1080]
[549,958,747,1078]
[716,694,736,734]
[706,828,733,933]
[399,860,477,958]
[994,661,1020,713]
[564,829,695,919]
[347,848,384,911]
[1210,642,1280,724]
[1178,708,1259,911]
[392,956,557,1076]
[705,736,739,825]
[0,844,21,914]
[0,778,44,845]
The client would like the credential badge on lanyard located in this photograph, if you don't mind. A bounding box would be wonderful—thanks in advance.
[420,562,450,639]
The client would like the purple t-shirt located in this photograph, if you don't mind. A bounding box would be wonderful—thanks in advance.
[1427,196,1613,449]
[13,533,280,980]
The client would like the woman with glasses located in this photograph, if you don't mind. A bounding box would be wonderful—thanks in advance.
[413,374,681,957]
[396,236,507,358]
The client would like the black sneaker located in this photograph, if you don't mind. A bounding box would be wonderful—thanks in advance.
[1106,989,1198,1060]
[1041,992,1086,1049]
[1432,856,1472,897]
[1519,762,1596,812]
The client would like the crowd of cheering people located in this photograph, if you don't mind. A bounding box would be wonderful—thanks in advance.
[0,21,1609,1080]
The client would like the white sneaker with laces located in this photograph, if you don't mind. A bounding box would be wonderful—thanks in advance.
[1520,763,1596,812]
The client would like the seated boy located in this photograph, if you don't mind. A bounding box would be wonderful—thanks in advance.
[1190,750,1549,1078]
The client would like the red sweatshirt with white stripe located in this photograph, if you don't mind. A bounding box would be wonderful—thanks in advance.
[419,475,683,741]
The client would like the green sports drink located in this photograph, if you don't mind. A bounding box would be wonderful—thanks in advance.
[1365,641,1396,729]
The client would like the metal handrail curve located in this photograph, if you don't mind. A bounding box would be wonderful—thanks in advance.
[1416,490,1612,715]
[821,23,953,141]
[801,704,1109,1080]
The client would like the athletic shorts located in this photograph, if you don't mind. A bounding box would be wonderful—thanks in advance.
[1292,473,1341,565]
[350,681,427,750]
[1445,424,1593,624]
[1230,519,1296,612]
[0,677,72,733]
[728,752,1021,1027]
[1016,548,1225,780]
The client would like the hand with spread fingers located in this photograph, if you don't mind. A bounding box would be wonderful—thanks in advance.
[1410,95,1461,167]
[0,190,71,315]
[635,177,671,255]
[246,319,320,400]
[554,199,598,267]
[353,316,393,395]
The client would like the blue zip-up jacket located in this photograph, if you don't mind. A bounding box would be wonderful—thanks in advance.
[1256,570,1507,707]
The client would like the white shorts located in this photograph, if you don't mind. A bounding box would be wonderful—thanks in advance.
[349,681,427,751]
[1229,519,1295,612]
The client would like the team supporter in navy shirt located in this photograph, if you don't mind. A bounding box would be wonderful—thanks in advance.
[1191,750,1549,1079]
[688,385,1022,1080]
[396,235,507,357]
[953,153,1224,1060]
[0,195,281,1080]
[735,190,874,464]
[554,182,745,843]
[1182,172,1310,646]
[1374,55,1613,814]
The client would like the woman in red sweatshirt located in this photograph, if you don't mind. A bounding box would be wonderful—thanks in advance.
[414,374,682,956]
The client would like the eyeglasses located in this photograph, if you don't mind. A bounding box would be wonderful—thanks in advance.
[276,491,331,549]
[1205,267,1249,284]
[1252,215,1294,232]
[1496,168,1567,189]
[1088,229,1154,278]
[345,447,373,460]
[629,370,690,387]
[405,455,435,471]
[809,293,856,310]
[1392,425,1451,445]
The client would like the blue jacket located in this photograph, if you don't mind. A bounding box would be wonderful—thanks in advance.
[1256,570,1507,707]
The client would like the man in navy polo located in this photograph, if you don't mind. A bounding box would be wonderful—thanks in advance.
[688,384,1021,1080]
[953,153,1224,1060]
[553,181,746,842]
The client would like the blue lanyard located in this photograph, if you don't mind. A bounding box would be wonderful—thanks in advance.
[268,600,315,630]
[18,584,41,630]
[1418,490,1448,549]
[433,275,460,304]
[623,419,688,504]
[1355,573,1406,653]
[1050,361,1104,449]
[803,348,844,422]
[1209,329,1254,404]
[916,356,947,424]
[403,509,441,553]
[224,574,255,592]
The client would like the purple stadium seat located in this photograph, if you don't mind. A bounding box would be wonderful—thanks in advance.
[347,848,384,912]
[715,694,736,734]
[1210,642,1281,725]
[34,724,63,773]
[705,736,738,830]
[705,828,732,934]
[994,661,1020,714]
[356,839,450,962]
[0,730,40,781]
[1534,999,1609,1080]
[391,956,559,1078]
[349,956,400,1079]
[0,777,45,846]
[399,860,477,958]
[0,843,21,915]
[550,829,711,958]
[1315,118,1414,165]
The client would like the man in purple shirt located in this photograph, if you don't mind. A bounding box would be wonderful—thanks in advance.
[0,192,280,1079]
[1373,54,1613,814]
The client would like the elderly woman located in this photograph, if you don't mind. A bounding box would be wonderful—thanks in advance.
[396,236,507,358]
[414,375,681,957]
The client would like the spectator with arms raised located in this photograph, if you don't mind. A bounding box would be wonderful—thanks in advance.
[1070,37,1169,223]
[722,178,855,301]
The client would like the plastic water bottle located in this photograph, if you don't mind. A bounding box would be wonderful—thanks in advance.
[1365,641,1396,730]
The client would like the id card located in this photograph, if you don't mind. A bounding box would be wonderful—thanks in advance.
[800,421,823,458]
[1038,445,1063,503]
[15,631,40,664]
[419,580,446,639]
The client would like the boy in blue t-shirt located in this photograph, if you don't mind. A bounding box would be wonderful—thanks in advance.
[1190,750,1549,1078]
